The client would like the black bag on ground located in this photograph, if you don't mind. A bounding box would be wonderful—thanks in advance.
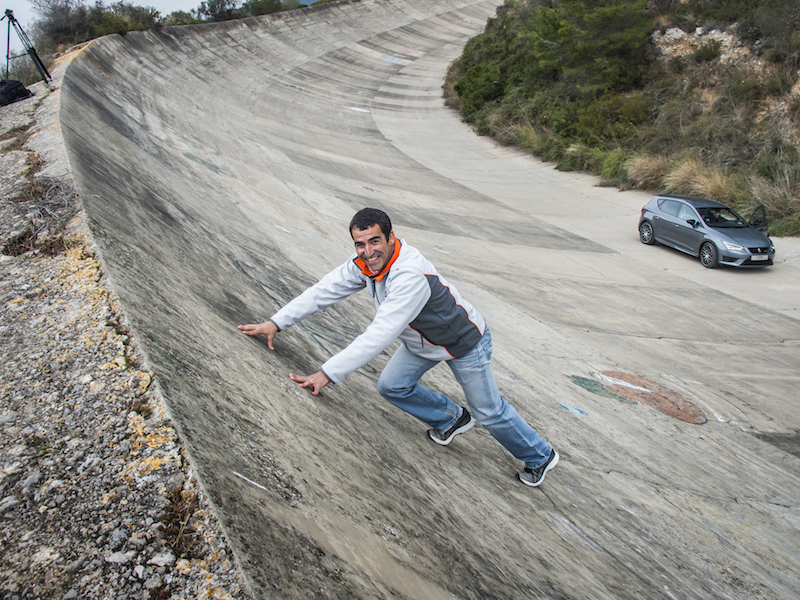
[0,79,33,107]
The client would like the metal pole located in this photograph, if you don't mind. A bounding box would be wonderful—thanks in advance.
[2,10,51,84]
[4,13,10,79]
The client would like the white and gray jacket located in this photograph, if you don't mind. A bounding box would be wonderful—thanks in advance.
[269,239,486,383]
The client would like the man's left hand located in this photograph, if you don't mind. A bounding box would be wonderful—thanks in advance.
[289,371,331,396]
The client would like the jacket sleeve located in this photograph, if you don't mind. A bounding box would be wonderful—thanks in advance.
[270,259,366,331]
[321,267,431,383]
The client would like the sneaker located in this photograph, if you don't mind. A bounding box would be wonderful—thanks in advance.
[517,449,559,487]
[427,408,475,446]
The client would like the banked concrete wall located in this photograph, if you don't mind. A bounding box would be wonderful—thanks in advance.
[60,1,550,598]
[59,0,800,598]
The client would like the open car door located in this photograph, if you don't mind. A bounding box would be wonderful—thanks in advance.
[748,205,769,233]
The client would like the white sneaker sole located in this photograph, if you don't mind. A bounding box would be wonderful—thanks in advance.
[517,451,559,487]
[428,416,475,445]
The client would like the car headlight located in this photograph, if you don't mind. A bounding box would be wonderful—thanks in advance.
[723,241,744,251]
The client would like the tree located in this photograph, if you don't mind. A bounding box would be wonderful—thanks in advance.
[531,0,651,94]
[31,0,92,50]
[454,64,504,118]
[30,0,162,51]
[240,0,282,17]
[198,0,239,21]
[165,10,202,25]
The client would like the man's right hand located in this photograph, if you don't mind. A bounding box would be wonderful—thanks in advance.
[238,320,278,350]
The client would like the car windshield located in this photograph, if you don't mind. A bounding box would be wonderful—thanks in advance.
[698,207,748,228]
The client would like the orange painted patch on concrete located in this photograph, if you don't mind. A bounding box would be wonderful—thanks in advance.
[600,371,707,424]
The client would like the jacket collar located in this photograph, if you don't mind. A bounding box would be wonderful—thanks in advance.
[354,239,401,282]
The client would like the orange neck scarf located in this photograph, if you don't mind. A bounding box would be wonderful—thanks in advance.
[354,240,401,282]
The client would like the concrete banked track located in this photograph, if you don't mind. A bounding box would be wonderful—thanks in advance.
[60,0,800,598]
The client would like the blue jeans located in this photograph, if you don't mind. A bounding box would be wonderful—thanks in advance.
[377,329,552,469]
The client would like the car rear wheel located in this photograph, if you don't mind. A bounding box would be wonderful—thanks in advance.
[700,242,719,268]
[639,221,656,245]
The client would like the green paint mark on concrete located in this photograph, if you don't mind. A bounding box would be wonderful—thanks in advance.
[184,152,221,174]
[568,375,637,404]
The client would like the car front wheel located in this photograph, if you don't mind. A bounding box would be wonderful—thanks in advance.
[700,242,719,268]
[639,221,656,245]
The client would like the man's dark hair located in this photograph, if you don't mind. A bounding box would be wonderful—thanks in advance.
[349,208,392,239]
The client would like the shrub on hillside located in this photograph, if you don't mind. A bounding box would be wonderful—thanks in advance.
[626,154,670,190]
[31,0,162,52]
[198,0,237,21]
[241,0,283,16]
[449,0,800,231]
[738,0,800,66]
[577,91,651,146]
[663,157,707,196]
[692,39,722,63]
[164,11,202,25]
[455,64,503,122]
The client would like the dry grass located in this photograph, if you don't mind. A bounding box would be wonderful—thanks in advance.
[789,95,800,125]
[660,157,743,204]
[626,154,671,190]
[695,170,736,204]
[750,169,800,234]
[663,157,706,195]
[518,124,540,151]
[750,168,800,215]
[1,177,80,257]
[443,61,462,110]
[484,110,524,145]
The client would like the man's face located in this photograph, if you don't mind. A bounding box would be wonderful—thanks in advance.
[352,224,395,274]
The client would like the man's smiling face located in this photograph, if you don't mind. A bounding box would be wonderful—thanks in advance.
[352,223,396,274]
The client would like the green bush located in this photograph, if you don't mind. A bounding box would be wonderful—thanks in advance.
[555,142,597,172]
[164,10,202,25]
[30,0,162,52]
[754,153,783,182]
[241,0,282,16]
[771,215,800,236]
[27,0,310,52]
[740,0,800,66]
[448,0,800,233]
[763,66,797,97]
[529,0,652,94]
[454,64,504,122]
[529,133,566,163]
[599,148,628,184]
[198,0,237,21]
[692,40,722,63]
[577,91,650,145]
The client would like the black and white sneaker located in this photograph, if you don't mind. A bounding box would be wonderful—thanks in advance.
[427,408,475,446]
[517,449,559,487]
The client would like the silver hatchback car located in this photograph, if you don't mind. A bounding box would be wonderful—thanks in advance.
[638,195,775,268]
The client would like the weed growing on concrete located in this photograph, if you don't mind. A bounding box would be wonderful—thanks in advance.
[1,177,79,257]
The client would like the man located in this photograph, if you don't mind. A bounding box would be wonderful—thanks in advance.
[239,208,558,487]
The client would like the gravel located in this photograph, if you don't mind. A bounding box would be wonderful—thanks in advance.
[1,50,249,600]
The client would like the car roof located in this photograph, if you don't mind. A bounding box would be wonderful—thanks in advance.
[654,194,728,209]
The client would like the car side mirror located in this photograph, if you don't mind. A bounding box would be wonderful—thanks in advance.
[687,219,700,228]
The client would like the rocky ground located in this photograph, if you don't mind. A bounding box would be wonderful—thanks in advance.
[1,51,249,600]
